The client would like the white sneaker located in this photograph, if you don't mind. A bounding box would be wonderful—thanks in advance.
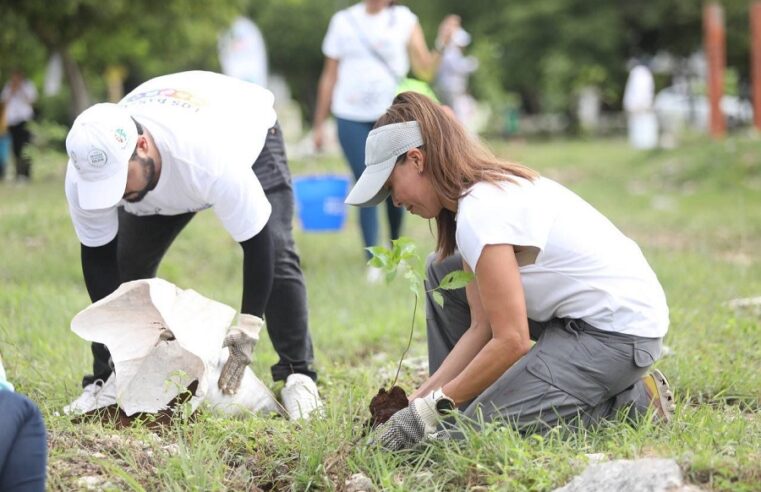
[280,373,323,420]
[366,266,384,284]
[63,373,118,415]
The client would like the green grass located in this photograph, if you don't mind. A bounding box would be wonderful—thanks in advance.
[1,134,760,490]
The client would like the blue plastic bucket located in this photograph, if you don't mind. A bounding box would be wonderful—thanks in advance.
[292,175,351,232]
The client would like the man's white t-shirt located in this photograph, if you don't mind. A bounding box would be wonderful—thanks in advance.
[456,177,669,338]
[65,71,276,247]
[322,3,418,122]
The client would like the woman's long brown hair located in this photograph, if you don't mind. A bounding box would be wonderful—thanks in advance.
[375,92,539,259]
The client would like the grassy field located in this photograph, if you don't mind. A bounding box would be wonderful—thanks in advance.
[1,133,760,490]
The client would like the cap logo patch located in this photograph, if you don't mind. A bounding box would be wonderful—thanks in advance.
[114,128,128,148]
[88,148,108,168]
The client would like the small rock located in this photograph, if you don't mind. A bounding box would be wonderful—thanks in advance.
[345,472,373,492]
[162,443,180,456]
[554,458,683,492]
[77,476,105,490]
[727,296,761,316]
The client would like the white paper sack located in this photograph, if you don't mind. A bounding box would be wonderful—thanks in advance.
[71,278,281,417]
[205,350,282,416]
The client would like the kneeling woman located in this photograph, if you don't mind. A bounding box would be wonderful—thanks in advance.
[346,92,675,451]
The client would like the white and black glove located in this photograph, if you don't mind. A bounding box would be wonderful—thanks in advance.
[218,314,263,395]
[375,390,452,451]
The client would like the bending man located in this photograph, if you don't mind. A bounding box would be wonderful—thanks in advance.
[63,71,320,420]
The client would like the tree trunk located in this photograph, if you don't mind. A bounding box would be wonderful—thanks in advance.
[60,48,91,119]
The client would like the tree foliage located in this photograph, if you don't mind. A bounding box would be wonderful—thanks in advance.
[0,0,755,123]
[0,0,244,120]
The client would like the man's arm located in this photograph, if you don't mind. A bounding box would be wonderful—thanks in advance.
[218,223,275,395]
[239,223,274,317]
[80,237,120,303]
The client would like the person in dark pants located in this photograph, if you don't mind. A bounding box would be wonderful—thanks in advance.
[1,355,47,492]
[313,0,460,282]
[63,71,320,420]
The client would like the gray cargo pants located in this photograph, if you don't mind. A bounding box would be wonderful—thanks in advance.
[426,253,663,433]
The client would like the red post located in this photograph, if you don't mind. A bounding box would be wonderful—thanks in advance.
[751,2,761,130]
[704,2,726,138]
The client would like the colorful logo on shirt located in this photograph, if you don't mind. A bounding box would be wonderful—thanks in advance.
[124,88,207,112]
[88,148,108,168]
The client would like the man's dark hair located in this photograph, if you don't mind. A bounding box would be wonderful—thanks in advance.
[130,117,143,160]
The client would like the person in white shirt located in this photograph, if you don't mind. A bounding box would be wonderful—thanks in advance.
[313,0,458,282]
[624,62,658,149]
[1,69,38,181]
[63,71,321,420]
[345,92,676,451]
[435,28,479,123]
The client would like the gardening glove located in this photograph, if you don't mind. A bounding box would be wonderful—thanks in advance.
[218,313,263,395]
[373,393,440,451]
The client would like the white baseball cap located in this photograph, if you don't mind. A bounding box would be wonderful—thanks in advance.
[66,103,138,210]
[344,121,424,207]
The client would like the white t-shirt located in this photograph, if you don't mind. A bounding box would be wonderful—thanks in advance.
[456,177,669,338]
[1,79,37,126]
[623,65,655,113]
[65,71,275,247]
[322,3,418,121]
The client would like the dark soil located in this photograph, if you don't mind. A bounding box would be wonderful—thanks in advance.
[368,385,408,428]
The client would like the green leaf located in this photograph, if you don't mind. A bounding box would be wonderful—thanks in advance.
[367,256,384,268]
[432,290,445,308]
[367,245,391,257]
[366,246,392,270]
[438,270,475,290]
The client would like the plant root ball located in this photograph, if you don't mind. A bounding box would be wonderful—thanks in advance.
[369,385,408,427]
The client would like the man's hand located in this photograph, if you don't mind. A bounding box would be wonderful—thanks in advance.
[218,314,263,395]
[374,393,440,451]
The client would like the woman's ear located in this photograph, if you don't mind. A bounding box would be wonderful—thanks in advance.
[408,147,425,174]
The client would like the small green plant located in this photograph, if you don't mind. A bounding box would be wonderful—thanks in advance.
[367,237,474,387]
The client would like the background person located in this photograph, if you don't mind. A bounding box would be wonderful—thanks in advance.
[0,353,48,492]
[0,101,10,181]
[1,69,37,182]
[434,28,479,125]
[312,0,458,282]
[624,61,658,150]
[345,92,676,450]
[63,71,320,420]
